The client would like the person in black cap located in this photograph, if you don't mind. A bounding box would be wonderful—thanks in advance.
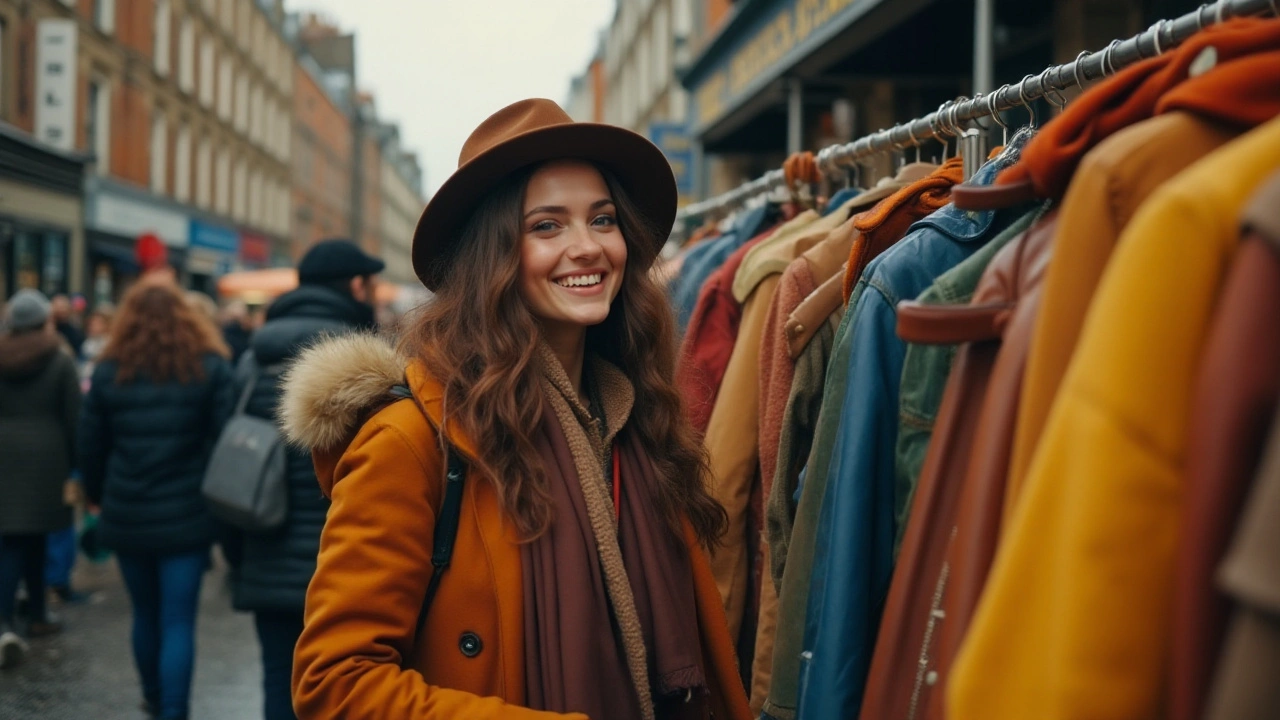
[225,238,384,720]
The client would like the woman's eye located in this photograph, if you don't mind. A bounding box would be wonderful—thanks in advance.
[531,220,558,233]
[592,214,617,227]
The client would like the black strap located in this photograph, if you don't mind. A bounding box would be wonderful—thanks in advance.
[389,385,468,649]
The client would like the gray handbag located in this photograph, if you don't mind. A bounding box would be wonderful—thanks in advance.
[201,362,288,533]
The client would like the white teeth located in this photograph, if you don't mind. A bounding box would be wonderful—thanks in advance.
[556,273,602,288]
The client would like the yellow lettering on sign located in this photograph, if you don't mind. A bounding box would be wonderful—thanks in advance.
[663,135,691,152]
[695,71,728,128]
[697,0,859,128]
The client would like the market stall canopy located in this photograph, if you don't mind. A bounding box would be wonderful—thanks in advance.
[216,268,298,305]
[216,268,421,307]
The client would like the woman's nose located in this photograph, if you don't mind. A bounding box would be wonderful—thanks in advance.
[565,223,604,258]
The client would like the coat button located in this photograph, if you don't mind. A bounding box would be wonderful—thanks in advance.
[459,632,483,658]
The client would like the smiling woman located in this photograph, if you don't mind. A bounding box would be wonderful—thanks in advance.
[285,99,751,720]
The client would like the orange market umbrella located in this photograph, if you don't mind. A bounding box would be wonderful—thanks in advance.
[216,268,298,304]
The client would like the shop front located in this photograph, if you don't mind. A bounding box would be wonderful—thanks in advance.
[0,125,87,302]
[187,219,241,297]
[684,0,971,196]
[85,179,189,306]
[239,231,271,270]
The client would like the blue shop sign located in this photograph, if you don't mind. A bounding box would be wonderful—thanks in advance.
[683,0,882,134]
[649,122,695,196]
[189,220,240,255]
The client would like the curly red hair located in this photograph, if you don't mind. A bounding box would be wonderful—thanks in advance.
[101,280,230,384]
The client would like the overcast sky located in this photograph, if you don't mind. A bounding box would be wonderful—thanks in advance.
[290,0,616,196]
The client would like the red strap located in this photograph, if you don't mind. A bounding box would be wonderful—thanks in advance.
[612,445,621,520]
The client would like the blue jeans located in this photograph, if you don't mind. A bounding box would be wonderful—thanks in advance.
[116,551,207,720]
[254,610,303,720]
[45,525,77,588]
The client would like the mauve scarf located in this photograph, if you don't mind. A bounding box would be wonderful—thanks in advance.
[523,348,709,720]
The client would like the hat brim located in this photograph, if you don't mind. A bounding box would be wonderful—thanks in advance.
[412,123,677,291]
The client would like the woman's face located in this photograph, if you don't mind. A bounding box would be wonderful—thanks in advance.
[518,160,628,335]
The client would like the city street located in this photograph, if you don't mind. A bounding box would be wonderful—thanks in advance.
[0,556,261,720]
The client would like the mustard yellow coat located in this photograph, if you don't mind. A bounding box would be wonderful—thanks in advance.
[280,334,752,720]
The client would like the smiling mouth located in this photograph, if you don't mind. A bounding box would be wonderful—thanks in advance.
[555,273,604,288]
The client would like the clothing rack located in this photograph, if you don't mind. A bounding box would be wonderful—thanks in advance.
[676,0,1280,223]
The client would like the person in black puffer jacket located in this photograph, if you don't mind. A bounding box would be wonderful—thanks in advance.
[79,280,235,720]
[231,239,384,720]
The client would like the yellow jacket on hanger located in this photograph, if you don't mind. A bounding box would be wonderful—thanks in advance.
[948,115,1280,720]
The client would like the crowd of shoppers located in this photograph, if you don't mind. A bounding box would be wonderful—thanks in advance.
[0,238,386,720]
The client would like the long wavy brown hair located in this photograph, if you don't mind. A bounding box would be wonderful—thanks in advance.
[101,280,230,384]
[401,162,727,548]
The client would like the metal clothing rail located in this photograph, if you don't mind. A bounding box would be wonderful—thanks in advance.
[676,0,1279,222]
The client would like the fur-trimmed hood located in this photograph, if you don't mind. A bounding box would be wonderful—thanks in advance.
[278,332,409,452]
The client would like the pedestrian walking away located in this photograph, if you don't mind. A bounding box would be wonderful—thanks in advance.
[0,289,82,669]
[78,280,236,720]
[224,237,384,720]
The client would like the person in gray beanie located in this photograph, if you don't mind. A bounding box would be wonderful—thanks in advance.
[0,289,82,667]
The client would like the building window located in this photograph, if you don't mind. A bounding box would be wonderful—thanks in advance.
[217,54,232,120]
[234,74,248,131]
[196,135,212,208]
[95,0,115,34]
[276,41,289,91]
[249,83,262,143]
[199,35,215,107]
[178,17,194,92]
[219,0,235,31]
[150,112,167,194]
[0,20,6,118]
[654,5,669,92]
[154,0,171,76]
[86,80,111,176]
[232,158,247,221]
[251,14,264,66]
[215,147,230,214]
[174,125,191,202]
[248,169,261,227]
[237,0,252,48]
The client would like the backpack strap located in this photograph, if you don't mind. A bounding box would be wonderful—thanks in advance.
[388,384,468,653]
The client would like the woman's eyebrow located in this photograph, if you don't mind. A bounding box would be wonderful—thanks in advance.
[524,205,568,218]
[524,199,615,219]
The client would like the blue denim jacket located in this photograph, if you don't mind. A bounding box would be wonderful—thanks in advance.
[669,203,770,332]
[796,159,1024,720]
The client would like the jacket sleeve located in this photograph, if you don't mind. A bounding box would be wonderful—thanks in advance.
[291,416,584,720]
[59,353,83,467]
[78,366,109,505]
[208,356,237,438]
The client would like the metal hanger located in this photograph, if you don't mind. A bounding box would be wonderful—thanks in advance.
[1038,67,1067,111]
[1017,75,1039,128]
[986,89,1010,145]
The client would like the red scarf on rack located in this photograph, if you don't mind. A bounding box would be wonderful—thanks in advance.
[996,17,1280,200]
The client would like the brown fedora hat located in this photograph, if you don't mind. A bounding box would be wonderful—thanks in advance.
[411,98,677,290]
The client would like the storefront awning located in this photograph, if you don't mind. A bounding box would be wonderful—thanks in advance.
[681,0,935,144]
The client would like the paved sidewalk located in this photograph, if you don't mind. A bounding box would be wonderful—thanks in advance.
[0,555,262,720]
